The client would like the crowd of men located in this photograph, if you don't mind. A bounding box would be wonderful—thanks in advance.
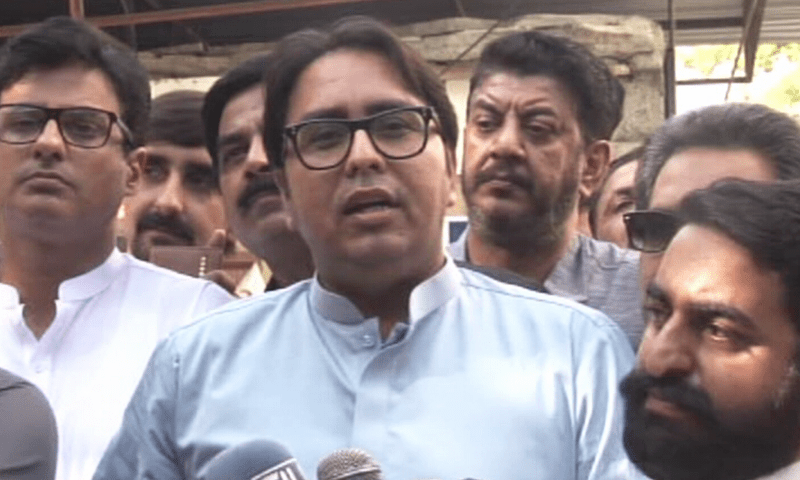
[1,12,800,480]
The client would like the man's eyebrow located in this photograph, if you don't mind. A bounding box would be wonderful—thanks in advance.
[688,302,758,330]
[217,132,250,150]
[613,186,635,198]
[143,152,169,165]
[293,107,348,124]
[364,100,419,116]
[292,101,420,124]
[645,282,670,305]
[469,98,503,116]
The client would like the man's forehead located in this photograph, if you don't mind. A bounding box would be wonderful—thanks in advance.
[1,64,121,109]
[650,147,776,210]
[286,49,423,122]
[219,86,264,135]
[145,142,214,167]
[470,72,577,109]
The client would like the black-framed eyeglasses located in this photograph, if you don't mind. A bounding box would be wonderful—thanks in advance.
[0,103,134,149]
[623,210,684,253]
[283,106,436,170]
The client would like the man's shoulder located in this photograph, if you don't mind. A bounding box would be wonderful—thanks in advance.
[578,235,640,272]
[121,253,232,296]
[166,279,312,344]
[456,266,627,337]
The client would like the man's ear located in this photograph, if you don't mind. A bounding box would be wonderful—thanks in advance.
[124,147,145,196]
[579,139,611,203]
[274,168,298,232]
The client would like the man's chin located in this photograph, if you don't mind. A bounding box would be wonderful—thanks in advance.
[624,403,800,480]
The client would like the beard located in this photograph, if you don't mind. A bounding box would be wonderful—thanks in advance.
[462,159,580,253]
[620,369,800,480]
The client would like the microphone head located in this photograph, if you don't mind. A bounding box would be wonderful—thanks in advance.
[198,440,307,480]
[316,448,383,480]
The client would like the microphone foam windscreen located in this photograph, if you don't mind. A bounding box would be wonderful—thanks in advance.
[316,448,384,480]
[199,439,307,480]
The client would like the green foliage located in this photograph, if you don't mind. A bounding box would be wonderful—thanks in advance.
[760,66,800,109]
[678,43,800,74]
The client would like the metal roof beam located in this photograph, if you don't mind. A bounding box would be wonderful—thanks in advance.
[0,0,400,39]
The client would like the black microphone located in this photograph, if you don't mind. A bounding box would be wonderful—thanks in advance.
[316,448,383,480]
[197,439,308,480]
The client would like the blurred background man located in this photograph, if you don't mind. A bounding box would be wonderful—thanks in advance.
[450,30,643,345]
[121,90,227,262]
[627,103,800,290]
[589,145,642,248]
[203,54,314,294]
[622,179,800,480]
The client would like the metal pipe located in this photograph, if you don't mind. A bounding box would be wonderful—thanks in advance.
[0,0,399,38]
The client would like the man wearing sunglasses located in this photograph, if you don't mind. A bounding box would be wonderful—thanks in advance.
[0,17,232,480]
[450,31,644,346]
[625,103,800,291]
[95,16,639,480]
[622,179,800,480]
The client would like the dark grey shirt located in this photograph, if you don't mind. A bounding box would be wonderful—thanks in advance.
[0,368,58,480]
[450,230,645,346]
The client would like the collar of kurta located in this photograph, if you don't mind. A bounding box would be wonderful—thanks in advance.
[309,256,461,326]
[0,248,124,306]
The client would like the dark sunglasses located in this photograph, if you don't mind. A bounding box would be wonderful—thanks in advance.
[623,210,683,253]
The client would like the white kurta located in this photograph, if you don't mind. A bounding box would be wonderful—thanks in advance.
[0,249,233,480]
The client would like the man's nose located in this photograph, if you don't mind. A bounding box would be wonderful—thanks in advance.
[33,119,67,161]
[639,316,697,379]
[152,172,185,214]
[244,134,270,178]
[490,117,526,160]
[344,129,385,176]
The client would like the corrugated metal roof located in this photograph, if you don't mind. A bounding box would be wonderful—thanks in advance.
[0,0,798,49]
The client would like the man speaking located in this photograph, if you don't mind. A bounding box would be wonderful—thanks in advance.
[94,16,639,480]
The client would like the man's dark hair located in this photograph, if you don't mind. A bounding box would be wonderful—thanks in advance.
[264,16,459,170]
[146,90,205,148]
[469,30,624,142]
[588,144,644,235]
[636,103,800,209]
[0,16,151,149]
[679,179,800,329]
[202,53,272,179]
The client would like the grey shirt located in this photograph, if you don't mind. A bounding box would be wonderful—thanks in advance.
[0,368,58,480]
[450,230,645,346]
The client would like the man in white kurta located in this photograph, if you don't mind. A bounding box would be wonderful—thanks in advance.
[0,17,232,480]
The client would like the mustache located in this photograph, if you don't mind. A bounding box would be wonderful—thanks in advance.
[472,166,533,192]
[136,210,195,243]
[237,175,280,213]
[620,369,716,424]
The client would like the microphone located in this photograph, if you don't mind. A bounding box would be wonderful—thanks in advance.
[316,448,384,480]
[197,439,308,480]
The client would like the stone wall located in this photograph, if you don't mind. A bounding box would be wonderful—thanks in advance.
[142,14,666,146]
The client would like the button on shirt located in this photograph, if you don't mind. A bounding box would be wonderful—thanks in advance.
[450,230,645,346]
[94,259,642,480]
[0,249,233,480]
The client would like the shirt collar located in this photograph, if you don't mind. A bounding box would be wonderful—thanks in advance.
[450,226,588,303]
[310,256,462,326]
[0,249,124,305]
[58,248,126,301]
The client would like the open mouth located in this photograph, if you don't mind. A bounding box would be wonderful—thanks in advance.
[343,199,396,215]
[342,188,398,217]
